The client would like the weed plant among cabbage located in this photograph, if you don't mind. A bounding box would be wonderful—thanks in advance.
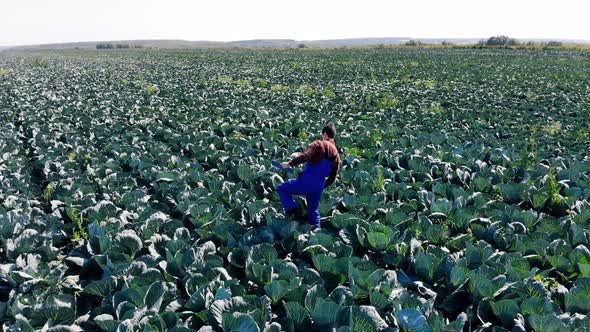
[0,48,589,331]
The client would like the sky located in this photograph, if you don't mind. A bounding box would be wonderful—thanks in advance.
[1,0,589,46]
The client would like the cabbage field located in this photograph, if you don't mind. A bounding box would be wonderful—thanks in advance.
[0,48,589,331]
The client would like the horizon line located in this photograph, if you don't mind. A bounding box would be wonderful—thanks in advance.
[3,35,590,48]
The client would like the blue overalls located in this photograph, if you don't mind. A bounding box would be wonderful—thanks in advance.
[277,158,332,228]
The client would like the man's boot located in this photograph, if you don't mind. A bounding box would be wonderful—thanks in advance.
[286,206,303,221]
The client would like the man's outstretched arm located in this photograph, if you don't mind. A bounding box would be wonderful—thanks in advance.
[283,141,322,167]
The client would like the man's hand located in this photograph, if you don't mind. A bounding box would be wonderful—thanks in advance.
[281,162,290,169]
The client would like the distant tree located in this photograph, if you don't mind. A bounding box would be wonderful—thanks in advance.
[485,35,520,46]
[97,43,143,50]
[297,43,307,49]
[441,41,454,46]
[545,41,563,47]
[404,40,423,46]
[96,43,114,49]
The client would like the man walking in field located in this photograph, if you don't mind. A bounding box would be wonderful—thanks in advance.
[277,122,341,229]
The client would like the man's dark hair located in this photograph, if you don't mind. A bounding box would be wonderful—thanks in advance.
[322,122,336,139]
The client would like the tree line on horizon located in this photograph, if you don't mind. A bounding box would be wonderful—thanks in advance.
[477,35,563,47]
[401,36,563,47]
[92,36,568,50]
[96,43,144,49]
